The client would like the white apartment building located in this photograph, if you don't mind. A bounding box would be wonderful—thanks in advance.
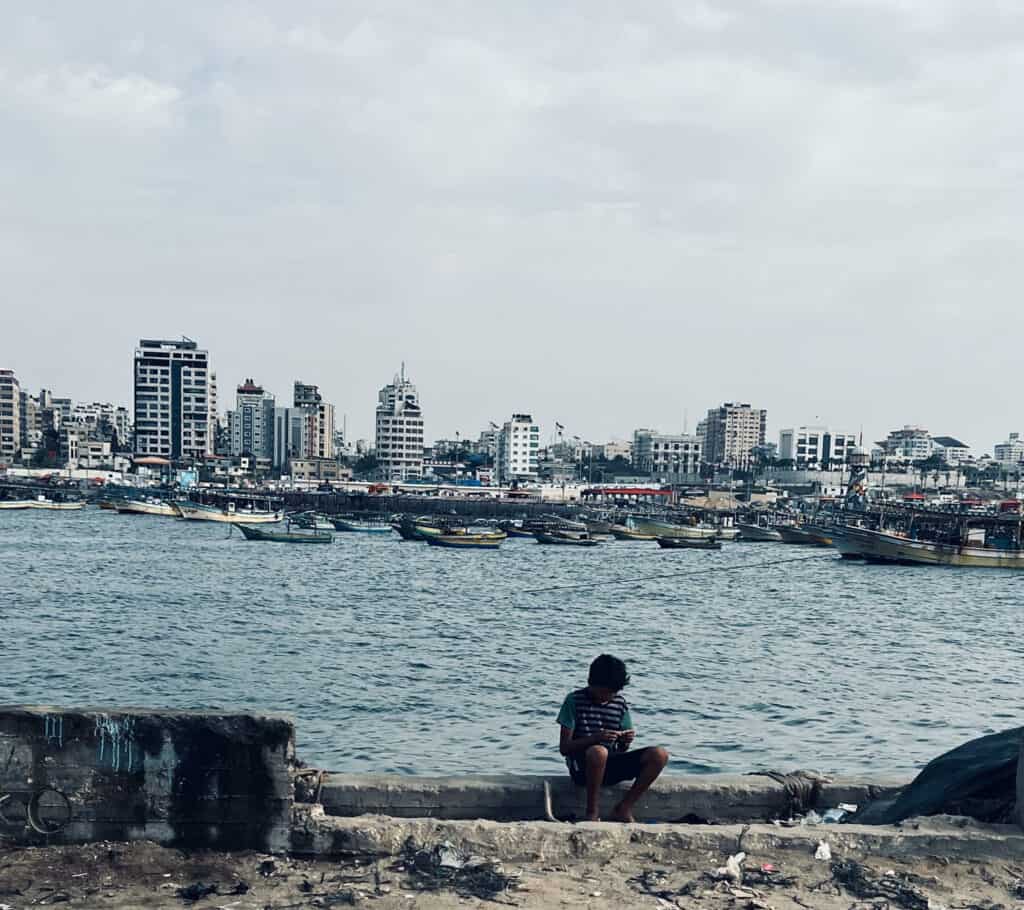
[632,429,701,478]
[778,426,857,469]
[228,379,275,458]
[702,402,767,467]
[375,369,424,481]
[133,337,215,460]
[994,433,1024,465]
[497,414,540,483]
[879,426,934,462]
[931,436,970,465]
[0,369,21,464]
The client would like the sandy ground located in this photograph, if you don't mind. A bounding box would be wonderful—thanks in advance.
[2,839,1024,910]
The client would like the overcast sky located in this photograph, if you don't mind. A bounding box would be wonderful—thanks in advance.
[3,1,1022,452]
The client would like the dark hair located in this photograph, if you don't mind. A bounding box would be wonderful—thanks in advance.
[588,654,630,690]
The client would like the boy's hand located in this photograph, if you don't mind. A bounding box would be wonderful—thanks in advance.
[619,729,636,749]
[597,729,621,744]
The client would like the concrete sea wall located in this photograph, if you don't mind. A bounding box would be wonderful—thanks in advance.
[0,705,294,852]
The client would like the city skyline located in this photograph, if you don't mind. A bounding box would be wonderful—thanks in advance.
[4,5,1023,458]
[1,337,1006,458]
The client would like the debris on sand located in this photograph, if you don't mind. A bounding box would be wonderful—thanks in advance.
[399,837,521,901]
[831,858,931,909]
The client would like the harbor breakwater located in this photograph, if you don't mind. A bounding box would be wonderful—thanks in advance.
[2,705,1021,858]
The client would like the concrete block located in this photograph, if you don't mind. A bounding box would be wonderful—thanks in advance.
[0,705,295,852]
[317,772,907,824]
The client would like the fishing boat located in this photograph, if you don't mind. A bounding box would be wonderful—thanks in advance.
[535,530,601,547]
[618,517,716,540]
[777,524,832,546]
[714,527,741,541]
[504,525,537,539]
[610,525,656,541]
[28,496,85,511]
[736,522,784,542]
[332,517,392,534]
[629,517,718,540]
[656,536,722,550]
[116,497,178,517]
[0,499,35,510]
[425,533,503,550]
[176,501,282,524]
[288,511,335,531]
[833,522,1024,569]
[233,522,333,544]
[96,499,118,510]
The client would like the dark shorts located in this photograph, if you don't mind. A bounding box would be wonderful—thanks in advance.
[567,747,652,787]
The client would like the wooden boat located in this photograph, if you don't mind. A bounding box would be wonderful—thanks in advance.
[629,517,717,540]
[505,526,537,538]
[833,525,1024,568]
[176,501,282,524]
[96,499,118,510]
[332,517,392,534]
[610,525,656,541]
[535,530,601,546]
[288,512,335,531]
[736,522,784,542]
[116,498,178,517]
[656,536,722,550]
[426,533,503,550]
[777,524,832,546]
[28,496,85,511]
[234,523,333,544]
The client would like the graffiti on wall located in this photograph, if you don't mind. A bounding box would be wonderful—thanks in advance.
[43,714,64,748]
[94,715,138,773]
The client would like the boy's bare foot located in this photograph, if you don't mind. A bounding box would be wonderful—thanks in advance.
[610,804,636,823]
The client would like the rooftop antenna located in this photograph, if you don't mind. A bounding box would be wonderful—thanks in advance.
[683,408,688,434]
[401,361,406,383]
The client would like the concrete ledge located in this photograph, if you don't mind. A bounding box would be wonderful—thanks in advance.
[318,772,907,823]
[0,705,295,852]
[291,805,1024,863]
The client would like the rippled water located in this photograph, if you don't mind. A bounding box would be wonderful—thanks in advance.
[1,509,1021,777]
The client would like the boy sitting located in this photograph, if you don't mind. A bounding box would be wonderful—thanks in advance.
[556,654,669,822]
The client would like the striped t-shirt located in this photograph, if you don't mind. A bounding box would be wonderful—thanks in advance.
[557,688,633,752]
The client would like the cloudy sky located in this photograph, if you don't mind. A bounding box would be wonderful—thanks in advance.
[3,1,1022,452]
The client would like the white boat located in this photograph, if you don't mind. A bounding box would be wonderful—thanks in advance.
[28,496,85,511]
[116,498,178,517]
[715,527,741,541]
[0,500,35,510]
[176,501,282,524]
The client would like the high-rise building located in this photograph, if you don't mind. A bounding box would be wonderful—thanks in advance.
[133,337,214,460]
[272,407,308,470]
[0,370,21,464]
[496,414,540,483]
[228,379,275,458]
[375,368,424,480]
[294,381,335,460]
[702,402,767,468]
[778,426,857,469]
[632,429,701,478]
[18,390,40,456]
